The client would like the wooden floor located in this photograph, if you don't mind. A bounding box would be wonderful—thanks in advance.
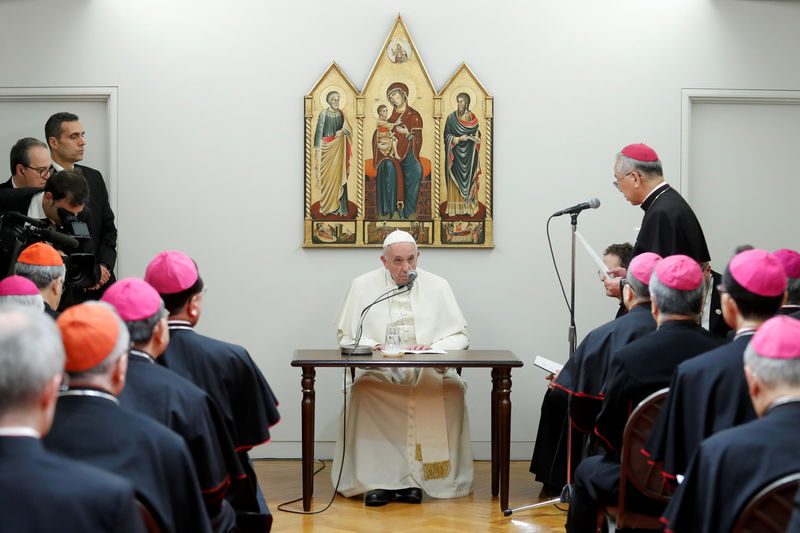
[255,460,567,532]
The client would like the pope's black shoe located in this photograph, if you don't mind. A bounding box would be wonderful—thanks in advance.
[364,489,394,506]
[395,487,422,504]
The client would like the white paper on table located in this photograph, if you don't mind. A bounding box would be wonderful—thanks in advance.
[575,230,613,279]
[404,349,447,354]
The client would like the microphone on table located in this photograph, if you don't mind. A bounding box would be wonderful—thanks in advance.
[340,271,416,356]
[552,197,600,217]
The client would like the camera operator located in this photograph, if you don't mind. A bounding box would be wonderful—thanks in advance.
[0,170,91,305]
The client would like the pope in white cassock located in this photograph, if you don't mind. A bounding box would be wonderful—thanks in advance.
[332,230,474,506]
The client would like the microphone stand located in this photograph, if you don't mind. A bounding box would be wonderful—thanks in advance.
[340,284,412,356]
[504,213,581,517]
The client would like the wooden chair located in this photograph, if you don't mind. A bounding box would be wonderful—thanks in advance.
[732,472,800,533]
[135,499,162,533]
[599,388,673,532]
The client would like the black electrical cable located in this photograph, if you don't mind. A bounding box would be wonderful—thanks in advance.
[277,284,411,515]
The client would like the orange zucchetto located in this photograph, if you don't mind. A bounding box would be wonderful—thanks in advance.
[17,242,63,266]
[57,304,120,373]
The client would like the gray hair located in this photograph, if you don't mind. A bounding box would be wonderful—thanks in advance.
[0,294,43,310]
[625,270,651,302]
[786,277,800,306]
[66,302,130,380]
[649,272,705,318]
[14,262,65,290]
[125,301,167,344]
[615,153,663,179]
[326,91,340,105]
[744,341,800,389]
[0,306,64,416]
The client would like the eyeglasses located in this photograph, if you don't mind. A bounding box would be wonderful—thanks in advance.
[23,165,53,178]
[612,171,633,190]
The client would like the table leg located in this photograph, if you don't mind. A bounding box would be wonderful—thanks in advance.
[301,366,316,511]
[490,367,499,497]
[498,368,512,511]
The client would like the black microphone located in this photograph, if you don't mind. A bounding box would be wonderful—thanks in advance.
[552,198,600,217]
[341,280,414,356]
[40,228,79,250]
[397,269,417,289]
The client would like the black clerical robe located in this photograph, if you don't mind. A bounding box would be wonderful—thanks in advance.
[566,320,723,532]
[0,436,145,533]
[643,331,755,481]
[44,388,212,533]
[632,184,710,263]
[160,322,280,450]
[161,321,280,516]
[529,304,656,491]
[119,350,245,514]
[594,320,723,452]
[556,304,657,402]
[662,402,800,533]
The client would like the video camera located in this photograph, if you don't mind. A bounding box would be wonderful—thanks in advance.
[0,208,100,289]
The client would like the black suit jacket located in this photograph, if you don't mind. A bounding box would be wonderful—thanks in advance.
[0,436,146,533]
[709,270,732,339]
[0,187,45,276]
[0,176,13,189]
[74,164,117,270]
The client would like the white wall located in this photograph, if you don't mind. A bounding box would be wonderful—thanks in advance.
[2,0,799,460]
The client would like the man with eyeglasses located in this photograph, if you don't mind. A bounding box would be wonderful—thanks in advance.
[2,137,52,189]
[46,112,117,297]
[603,143,710,301]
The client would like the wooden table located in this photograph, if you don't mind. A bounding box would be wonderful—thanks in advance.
[291,349,523,512]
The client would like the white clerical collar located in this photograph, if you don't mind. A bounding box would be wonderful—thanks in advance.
[59,388,119,405]
[168,320,193,331]
[0,426,41,439]
[130,349,156,364]
[734,328,757,341]
[27,191,47,220]
[642,181,669,203]
[766,396,800,414]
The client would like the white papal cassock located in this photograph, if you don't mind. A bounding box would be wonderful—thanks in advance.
[332,267,474,498]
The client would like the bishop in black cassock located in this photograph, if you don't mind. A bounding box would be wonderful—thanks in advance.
[530,252,660,493]
[145,251,280,528]
[643,249,787,481]
[662,316,800,533]
[566,255,723,532]
[102,277,246,531]
[603,143,710,302]
[44,302,212,533]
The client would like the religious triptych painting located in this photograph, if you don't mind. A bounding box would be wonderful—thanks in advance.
[303,15,494,248]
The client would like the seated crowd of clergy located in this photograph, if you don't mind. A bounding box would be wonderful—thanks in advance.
[532,246,800,532]
[0,248,280,533]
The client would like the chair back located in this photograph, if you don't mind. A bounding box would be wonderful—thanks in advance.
[616,387,673,528]
[135,499,162,533]
[732,471,800,533]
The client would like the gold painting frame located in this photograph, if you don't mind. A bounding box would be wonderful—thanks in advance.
[304,15,493,248]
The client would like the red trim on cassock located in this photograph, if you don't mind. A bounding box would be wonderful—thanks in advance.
[235,417,281,452]
[640,448,651,457]
[552,381,604,400]
[594,427,620,452]
[661,470,677,480]
[201,476,231,504]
